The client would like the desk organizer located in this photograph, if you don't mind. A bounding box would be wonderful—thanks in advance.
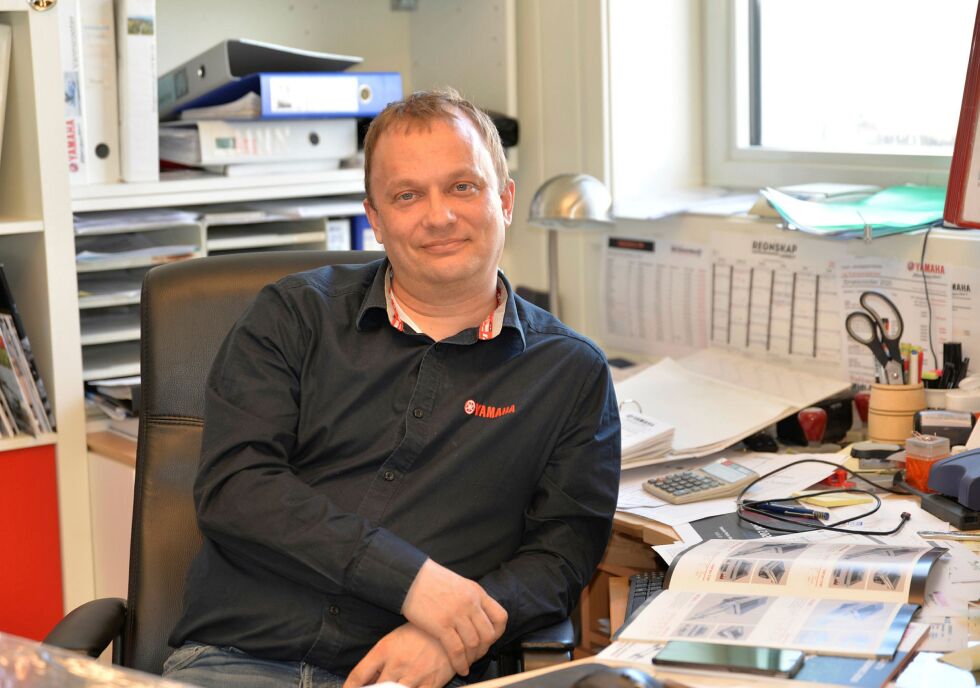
[868,383,926,444]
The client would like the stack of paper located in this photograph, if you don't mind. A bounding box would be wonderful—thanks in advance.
[620,411,674,467]
[759,185,946,239]
[613,348,849,459]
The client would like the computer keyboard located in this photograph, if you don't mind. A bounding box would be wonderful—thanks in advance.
[624,570,665,622]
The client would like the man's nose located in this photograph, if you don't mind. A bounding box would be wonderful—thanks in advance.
[423,193,457,227]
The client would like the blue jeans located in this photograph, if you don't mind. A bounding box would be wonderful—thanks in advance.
[162,643,470,688]
[162,643,347,688]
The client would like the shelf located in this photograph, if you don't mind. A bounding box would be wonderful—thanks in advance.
[76,251,202,273]
[82,341,140,382]
[0,219,43,236]
[0,432,58,453]
[80,305,141,345]
[71,168,366,212]
[207,230,327,252]
[78,293,141,310]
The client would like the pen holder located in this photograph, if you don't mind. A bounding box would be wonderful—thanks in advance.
[868,383,926,445]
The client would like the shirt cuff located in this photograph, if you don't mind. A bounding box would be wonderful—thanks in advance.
[347,528,428,613]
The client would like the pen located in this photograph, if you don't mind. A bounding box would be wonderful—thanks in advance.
[753,503,830,520]
[917,530,980,541]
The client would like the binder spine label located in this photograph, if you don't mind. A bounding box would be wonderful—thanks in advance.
[268,76,359,114]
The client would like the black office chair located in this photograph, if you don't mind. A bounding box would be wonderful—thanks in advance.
[45,250,573,676]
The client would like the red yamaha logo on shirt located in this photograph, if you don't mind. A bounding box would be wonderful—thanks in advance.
[464,399,516,419]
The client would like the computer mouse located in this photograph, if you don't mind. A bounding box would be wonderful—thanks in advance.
[742,431,778,452]
[571,667,663,688]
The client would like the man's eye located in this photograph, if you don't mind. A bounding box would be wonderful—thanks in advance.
[455,183,474,192]
[397,192,416,202]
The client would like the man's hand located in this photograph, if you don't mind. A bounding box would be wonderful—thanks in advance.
[400,559,508,676]
[343,624,455,688]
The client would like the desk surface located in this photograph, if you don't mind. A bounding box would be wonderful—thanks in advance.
[473,657,839,688]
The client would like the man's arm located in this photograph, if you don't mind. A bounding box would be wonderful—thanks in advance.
[477,354,621,647]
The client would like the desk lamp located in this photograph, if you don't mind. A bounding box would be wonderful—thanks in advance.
[527,173,613,320]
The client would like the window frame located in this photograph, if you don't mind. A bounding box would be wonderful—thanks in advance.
[702,0,955,190]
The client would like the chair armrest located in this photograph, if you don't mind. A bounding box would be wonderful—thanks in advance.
[496,618,575,675]
[43,598,127,659]
[519,617,575,651]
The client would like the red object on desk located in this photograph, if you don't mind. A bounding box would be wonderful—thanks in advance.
[854,392,871,425]
[819,467,856,489]
[798,407,828,446]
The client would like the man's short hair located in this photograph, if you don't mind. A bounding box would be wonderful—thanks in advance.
[363,87,509,207]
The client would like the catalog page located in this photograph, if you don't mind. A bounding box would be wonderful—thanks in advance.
[664,539,946,605]
[616,589,916,658]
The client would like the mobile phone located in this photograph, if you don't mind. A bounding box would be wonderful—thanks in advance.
[651,640,805,678]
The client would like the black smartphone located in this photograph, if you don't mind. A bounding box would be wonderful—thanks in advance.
[651,640,805,678]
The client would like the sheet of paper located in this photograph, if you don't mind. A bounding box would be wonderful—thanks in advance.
[596,641,663,663]
[613,358,792,455]
[600,237,711,358]
[679,348,850,408]
[652,522,702,565]
[709,231,844,364]
[840,256,953,385]
[947,263,980,367]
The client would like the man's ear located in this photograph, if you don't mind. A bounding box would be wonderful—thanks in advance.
[500,179,516,226]
[363,198,384,245]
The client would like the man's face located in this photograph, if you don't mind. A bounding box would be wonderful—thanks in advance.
[363,115,515,294]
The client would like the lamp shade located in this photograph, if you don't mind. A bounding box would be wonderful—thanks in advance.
[527,173,613,229]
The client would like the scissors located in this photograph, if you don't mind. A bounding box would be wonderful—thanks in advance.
[845,291,905,384]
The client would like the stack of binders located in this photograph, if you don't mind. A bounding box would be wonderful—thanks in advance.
[157,39,403,177]
[58,0,160,185]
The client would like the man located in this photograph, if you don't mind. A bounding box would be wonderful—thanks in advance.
[164,89,620,688]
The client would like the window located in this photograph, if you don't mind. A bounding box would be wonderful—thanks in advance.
[705,0,976,188]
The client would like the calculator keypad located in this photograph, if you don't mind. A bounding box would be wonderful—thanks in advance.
[648,471,724,496]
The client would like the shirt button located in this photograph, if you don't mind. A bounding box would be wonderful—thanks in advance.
[384,470,395,481]
[329,605,340,616]
[413,408,424,418]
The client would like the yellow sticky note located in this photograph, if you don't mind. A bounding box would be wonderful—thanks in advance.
[794,492,875,508]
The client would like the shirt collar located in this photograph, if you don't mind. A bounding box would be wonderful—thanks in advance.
[356,258,526,349]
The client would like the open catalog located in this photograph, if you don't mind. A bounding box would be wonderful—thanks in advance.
[617,539,946,659]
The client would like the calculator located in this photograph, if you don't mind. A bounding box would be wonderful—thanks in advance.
[642,458,759,504]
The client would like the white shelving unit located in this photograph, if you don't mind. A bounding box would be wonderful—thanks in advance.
[0,0,94,623]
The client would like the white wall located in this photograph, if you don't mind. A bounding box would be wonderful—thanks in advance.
[156,0,414,79]
[505,0,610,331]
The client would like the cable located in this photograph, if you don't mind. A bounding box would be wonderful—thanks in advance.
[920,226,938,370]
[735,458,912,536]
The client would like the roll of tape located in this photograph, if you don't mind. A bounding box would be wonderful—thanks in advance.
[944,388,980,413]
[958,374,980,391]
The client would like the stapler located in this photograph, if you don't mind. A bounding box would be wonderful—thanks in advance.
[928,448,980,510]
[897,448,980,530]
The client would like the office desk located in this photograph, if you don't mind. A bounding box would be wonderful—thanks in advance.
[578,514,678,655]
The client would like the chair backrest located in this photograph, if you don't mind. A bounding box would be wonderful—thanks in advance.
[124,250,383,674]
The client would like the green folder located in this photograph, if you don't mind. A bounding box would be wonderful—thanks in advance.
[760,185,946,239]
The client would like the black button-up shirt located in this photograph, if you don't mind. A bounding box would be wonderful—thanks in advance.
[170,258,621,673]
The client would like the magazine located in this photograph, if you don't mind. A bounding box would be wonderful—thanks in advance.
[0,265,55,429]
[617,539,945,658]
